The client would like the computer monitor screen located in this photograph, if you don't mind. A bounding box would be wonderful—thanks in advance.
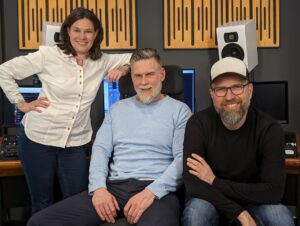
[103,79,120,115]
[182,69,196,113]
[103,69,196,115]
[251,81,288,124]
[2,86,41,126]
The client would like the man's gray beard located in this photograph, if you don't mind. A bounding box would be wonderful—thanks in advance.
[137,82,162,104]
[139,94,154,104]
[215,100,250,127]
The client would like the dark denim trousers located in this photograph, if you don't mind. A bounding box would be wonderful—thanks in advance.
[18,125,89,213]
[27,179,180,226]
[183,197,295,226]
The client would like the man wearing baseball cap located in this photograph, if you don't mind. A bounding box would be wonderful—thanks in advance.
[182,57,294,226]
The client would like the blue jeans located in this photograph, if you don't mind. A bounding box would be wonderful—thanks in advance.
[18,125,89,213]
[183,198,295,226]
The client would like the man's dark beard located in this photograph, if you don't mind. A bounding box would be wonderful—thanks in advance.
[215,100,250,127]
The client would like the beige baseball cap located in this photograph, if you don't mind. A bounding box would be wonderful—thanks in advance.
[210,57,248,82]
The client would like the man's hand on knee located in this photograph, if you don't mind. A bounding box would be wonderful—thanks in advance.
[124,188,156,224]
[92,188,120,223]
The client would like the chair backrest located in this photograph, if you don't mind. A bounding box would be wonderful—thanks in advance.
[119,65,184,102]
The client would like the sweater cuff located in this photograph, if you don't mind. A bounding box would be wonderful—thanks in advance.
[212,177,221,186]
[146,182,168,199]
[88,178,107,195]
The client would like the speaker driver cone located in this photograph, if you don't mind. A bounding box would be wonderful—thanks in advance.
[221,43,245,60]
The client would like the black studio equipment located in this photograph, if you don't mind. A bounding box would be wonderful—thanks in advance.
[33,75,41,87]
[252,81,289,124]
[251,81,299,158]
[284,132,298,157]
[0,135,18,159]
[0,85,41,159]
[216,20,258,72]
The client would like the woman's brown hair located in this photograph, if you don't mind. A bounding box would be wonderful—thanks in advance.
[57,8,103,60]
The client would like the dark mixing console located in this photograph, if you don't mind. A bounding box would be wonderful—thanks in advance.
[0,135,19,159]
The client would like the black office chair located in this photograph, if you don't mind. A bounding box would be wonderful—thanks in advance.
[118,65,184,101]
[101,65,185,226]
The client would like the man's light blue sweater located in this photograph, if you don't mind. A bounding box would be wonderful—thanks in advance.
[89,95,192,199]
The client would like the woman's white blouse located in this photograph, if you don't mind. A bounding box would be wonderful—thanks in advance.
[0,45,131,147]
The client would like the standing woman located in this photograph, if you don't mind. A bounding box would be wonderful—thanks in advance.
[0,8,131,213]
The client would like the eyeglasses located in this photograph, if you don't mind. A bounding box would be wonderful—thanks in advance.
[211,83,249,97]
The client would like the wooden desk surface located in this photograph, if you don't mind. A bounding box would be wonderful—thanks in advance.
[0,157,299,177]
[0,159,23,177]
[1,134,300,177]
[285,157,300,174]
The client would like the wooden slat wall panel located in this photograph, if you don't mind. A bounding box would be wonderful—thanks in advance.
[164,0,280,49]
[18,0,136,50]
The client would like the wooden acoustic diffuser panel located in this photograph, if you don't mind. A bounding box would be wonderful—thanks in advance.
[18,0,136,50]
[164,0,280,49]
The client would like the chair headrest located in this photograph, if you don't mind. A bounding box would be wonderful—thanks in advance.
[119,65,184,96]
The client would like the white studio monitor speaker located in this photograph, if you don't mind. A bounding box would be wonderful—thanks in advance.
[41,22,62,46]
[216,20,258,72]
